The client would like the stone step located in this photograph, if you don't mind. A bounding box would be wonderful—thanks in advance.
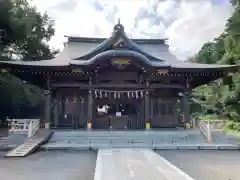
[50,134,190,138]
[50,138,193,142]
[48,130,207,147]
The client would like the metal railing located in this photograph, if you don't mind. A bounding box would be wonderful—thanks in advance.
[199,120,212,143]
[7,118,40,138]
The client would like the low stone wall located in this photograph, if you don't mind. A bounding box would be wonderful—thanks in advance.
[198,120,225,130]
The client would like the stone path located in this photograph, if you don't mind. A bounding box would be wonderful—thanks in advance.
[95,148,194,180]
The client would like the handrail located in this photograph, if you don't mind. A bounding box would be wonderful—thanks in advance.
[28,119,40,138]
[199,120,212,143]
[190,115,198,128]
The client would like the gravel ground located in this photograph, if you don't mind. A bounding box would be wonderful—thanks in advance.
[157,150,240,180]
[0,150,97,180]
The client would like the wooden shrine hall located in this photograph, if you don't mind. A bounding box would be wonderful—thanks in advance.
[0,22,238,129]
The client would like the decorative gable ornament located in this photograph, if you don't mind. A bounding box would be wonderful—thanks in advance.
[113,37,124,48]
[111,59,130,69]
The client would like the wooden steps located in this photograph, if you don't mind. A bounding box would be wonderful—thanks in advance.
[5,129,52,157]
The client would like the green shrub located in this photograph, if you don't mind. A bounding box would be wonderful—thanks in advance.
[226,121,235,130]
[235,123,240,132]
[224,121,240,132]
[198,114,219,121]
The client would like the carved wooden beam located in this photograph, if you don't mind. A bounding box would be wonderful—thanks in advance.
[155,69,169,75]
[52,82,185,89]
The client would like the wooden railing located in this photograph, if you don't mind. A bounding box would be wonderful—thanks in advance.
[199,120,212,143]
[8,118,40,138]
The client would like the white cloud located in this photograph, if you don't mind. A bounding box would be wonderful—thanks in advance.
[30,0,233,60]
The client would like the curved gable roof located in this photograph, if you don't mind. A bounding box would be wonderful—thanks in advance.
[72,25,164,62]
[0,23,238,71]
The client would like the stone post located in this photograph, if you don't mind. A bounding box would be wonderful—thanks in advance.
[207,120,212,143]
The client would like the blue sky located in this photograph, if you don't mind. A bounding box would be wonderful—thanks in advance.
[29,0,233,60]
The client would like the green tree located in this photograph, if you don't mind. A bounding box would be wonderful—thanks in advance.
[192,0,240,123]
[0,0,57,120]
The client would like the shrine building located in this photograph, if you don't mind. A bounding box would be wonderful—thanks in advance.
[0,23,238,129]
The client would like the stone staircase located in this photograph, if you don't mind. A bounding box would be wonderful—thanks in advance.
[44,130,207,149]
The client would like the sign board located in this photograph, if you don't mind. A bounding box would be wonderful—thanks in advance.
[116,112,121,117]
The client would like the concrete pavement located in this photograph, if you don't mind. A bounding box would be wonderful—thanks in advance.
[0,151,96,180]
[158,150,240,180]
[0,134,27,150]
[95,148,194,180]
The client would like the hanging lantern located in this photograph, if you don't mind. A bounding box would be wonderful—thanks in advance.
[73,95,77,103]
[132,92,135,98]
[80,97,84,104]
[104,92,108,98]
[95,90,98,98]
[140,91,143,98]
[127,92,130,99]
[135,91,138,99]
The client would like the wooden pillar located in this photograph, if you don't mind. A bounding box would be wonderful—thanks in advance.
[88,75,93,124]
[144,76,150,128]
[183,92,190,123]
[44,75,51,126]
[44,90,52,125]
[88,90,93,122]
[144,91,149,123]
[150,99,154,117]
[53,92,59,128]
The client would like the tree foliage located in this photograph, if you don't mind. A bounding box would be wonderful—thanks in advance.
[192,1,240,122]
[0,0,57,120]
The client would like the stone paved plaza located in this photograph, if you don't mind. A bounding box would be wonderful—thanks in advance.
[159,150,240,180]
[1,130,240,180]
[0,151,96,180]
[0,149,239,180]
